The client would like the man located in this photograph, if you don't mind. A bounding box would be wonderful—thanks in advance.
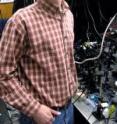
[0,0,78,123]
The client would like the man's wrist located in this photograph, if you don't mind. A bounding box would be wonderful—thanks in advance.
[25,99,41,117]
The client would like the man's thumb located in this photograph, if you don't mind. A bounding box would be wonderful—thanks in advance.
[50,109,61,116]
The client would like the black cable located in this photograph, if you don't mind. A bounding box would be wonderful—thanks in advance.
[87,112,93,122]
[97,1,108,23]
[87,101,98,123]
[73,90,86,104]
[82,0,90,41]
[84,0,102,40]
[104,118,110,124]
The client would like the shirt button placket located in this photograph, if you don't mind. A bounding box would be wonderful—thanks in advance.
[64,35,68,57]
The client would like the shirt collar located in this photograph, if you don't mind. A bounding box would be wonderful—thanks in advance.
[37,0,69,15]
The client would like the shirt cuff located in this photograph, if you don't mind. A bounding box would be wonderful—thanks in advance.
[24,99,41,117]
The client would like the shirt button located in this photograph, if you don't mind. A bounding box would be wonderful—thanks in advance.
[64,36,67,40]
[65,52,68,57]
[67,67,71,70]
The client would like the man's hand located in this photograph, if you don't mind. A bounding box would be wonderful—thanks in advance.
[32,104,61,124]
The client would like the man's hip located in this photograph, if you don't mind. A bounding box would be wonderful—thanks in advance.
[7,101,74,124]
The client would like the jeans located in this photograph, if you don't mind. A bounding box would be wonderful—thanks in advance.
[53,102,74,124]
[8,102,74,124]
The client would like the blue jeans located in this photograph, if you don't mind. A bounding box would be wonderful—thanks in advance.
[8,102,74,124]
[53,102,74,124]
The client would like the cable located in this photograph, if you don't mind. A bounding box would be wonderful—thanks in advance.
[99,13,117,98]
[87,112,93,122]
[87,101,99,123]
[73,90,86,104]
[75,13,117,65]
[97,1,108,23]
[84,0,102,39]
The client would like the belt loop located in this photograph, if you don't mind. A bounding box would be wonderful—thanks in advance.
[51,99,72,111]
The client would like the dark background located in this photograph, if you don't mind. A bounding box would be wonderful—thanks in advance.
[68,0,117,42]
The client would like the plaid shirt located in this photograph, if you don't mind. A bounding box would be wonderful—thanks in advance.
[0,0,77,117]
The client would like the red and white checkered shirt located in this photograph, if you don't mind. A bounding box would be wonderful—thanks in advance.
[0,0,77,117]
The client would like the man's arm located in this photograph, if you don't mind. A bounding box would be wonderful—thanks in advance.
[0,12,61,124]
[0,15,41,117]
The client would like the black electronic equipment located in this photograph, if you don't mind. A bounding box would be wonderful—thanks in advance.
[74,3,117,122]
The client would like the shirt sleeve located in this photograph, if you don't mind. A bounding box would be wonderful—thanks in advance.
[0,15,41,117]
